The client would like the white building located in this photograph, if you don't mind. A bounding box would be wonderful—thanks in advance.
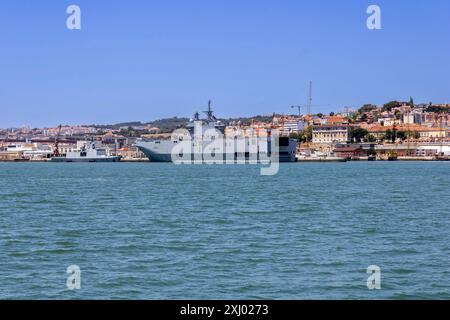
[312,124,351,144]
[281,119,307,134]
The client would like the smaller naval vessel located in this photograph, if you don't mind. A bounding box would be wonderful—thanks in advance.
[51,140,121,162]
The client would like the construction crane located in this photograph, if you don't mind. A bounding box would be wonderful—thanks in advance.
[438,113,445,158]
[307,81,312,115]
[303,81,329,115]
[53,125,62,157]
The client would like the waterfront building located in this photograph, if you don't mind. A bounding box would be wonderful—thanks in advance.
[367,124,446,140]
[225,121,273,138]
[43,126,96,137]
[312,124,352,144]
[116,147,146,160]
[403,112,424,125]
[0,142,54,160]
[417,127,447,139]
[375,144,418,157]
[0,151,23,161]
[378,117,398,127]
[101,132,127,147]
[281,118,306,135]
[417,145,450,156]
[6,143,34,152]
[333,146,367,159]
[374,143,450,158]
[58,143,78,155]
[147,127,161,134]
[340,107,356,118]
[325,115,348,125]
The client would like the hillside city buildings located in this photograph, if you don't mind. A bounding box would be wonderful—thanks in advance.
[1,102,449,161]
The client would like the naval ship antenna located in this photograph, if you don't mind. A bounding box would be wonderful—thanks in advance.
[204,100,216,121]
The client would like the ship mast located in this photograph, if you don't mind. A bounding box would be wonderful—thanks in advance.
[204,100,216,121]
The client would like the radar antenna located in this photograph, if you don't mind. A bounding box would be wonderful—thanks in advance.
[204,100,216,121]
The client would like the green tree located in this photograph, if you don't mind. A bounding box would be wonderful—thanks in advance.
[289,132,302,140]
[290,126,313,143]
[351,127,369,142]
[382,101,402,112]
[396,131,407,141]
[367,147,377,156]
[385,129,395,142]
[360,113,369,122]
[367,134,377,142]
[426,105,450,114]
[300,126,313,143]
[358,104,377,114]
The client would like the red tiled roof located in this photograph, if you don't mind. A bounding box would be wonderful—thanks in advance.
[367,125,446,132]
[333,147,362,152]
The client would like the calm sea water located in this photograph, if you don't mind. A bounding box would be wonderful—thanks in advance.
[0,162,449,300]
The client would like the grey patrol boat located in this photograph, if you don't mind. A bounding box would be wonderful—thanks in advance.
[51,141,121,162]
[136,101,298,163]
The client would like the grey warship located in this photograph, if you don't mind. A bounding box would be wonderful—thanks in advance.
[51,141,121,162]
[136,101,298,163]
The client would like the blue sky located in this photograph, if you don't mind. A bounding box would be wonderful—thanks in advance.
[0,0,449,127]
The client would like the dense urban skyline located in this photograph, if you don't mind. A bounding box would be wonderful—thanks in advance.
[1,0,449,128]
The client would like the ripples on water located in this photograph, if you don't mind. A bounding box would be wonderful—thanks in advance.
[0,162,449,299]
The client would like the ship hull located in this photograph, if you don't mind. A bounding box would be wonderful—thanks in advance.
[51,157,121,162]
[136,140,297,163]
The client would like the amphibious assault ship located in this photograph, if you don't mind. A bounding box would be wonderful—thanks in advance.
[136,101,298,163]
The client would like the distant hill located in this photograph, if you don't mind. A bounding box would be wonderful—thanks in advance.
[88,121,146,129]
[148,117,191,132]
[88,114,281,133]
